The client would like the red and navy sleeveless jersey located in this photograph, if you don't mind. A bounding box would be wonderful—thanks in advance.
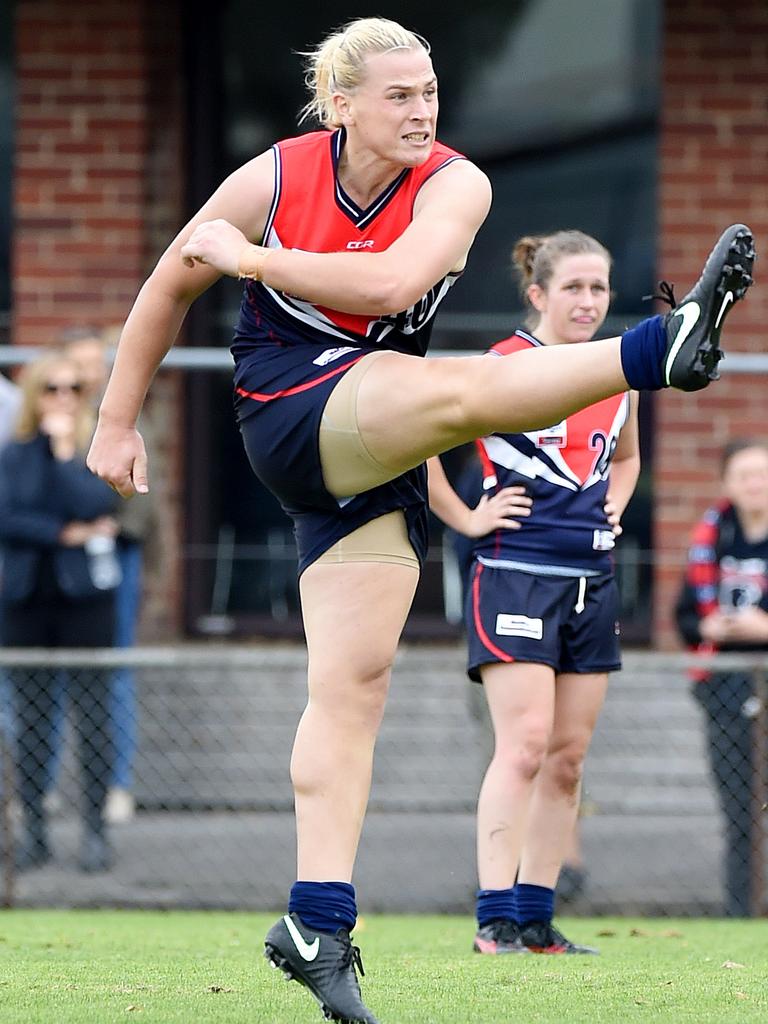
[472,329,631,575]
[232,128,465,359]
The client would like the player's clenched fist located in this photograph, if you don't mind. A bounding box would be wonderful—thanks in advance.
[180,219,252,277]
[87,420,149,498]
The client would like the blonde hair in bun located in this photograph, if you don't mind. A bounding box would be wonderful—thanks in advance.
[511,230,612,329]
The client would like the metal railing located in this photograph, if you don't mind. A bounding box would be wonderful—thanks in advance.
[3,344,768,372]
[0,647,765,916]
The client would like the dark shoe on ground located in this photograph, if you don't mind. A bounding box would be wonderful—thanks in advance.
[661,223,755,391]
[473,918,530,954]
[15,832,52,871]
[518,920,599,955]
[79,831,113,873]
[264,913,379,1023]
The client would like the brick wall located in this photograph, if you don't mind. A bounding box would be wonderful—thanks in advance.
[656,0,768,646]
[12,1,768,644]
[13,0,186,638]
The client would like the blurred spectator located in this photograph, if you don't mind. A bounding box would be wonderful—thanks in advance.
[676,439,768,916]
[55,327,159,823]
[0,353,120,872]
[0,371,22,814]
[58,327,110,407]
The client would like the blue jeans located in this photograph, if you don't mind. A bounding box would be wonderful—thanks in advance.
[4,592,115,831]
[111,540,143,789]
[693,673,758,916]
[45,540,143,791]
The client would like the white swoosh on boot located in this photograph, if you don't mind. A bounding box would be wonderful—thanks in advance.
[284,915,321,961]
[664,301,701,386]
[714,290,733,329]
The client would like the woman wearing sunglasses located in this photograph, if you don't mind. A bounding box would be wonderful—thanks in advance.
[0,353,120,872]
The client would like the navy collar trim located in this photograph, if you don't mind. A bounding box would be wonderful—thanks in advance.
[331,128,411,230]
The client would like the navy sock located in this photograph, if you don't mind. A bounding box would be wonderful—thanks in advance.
[476,887,516,928]
[288,881,357,934]
[514,883,555,926]
[619,314,667,391]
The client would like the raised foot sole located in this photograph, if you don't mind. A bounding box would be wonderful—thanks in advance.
[706,228,756,327]
[669,225,755,390]
[264,943,299,983]
[696,229,755,381]
[264,944,373,1024]
[716,229,755,303]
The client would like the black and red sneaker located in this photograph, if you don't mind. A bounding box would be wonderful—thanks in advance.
[660,223,755,391]
[264,913,378,1023]
[473,918,530,955]
[518,920,599,955]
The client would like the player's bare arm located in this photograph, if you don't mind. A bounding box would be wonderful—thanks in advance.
[427,455,532,537]
[101,149,277,419]
[88,152,276,496]
[183,159,492,314]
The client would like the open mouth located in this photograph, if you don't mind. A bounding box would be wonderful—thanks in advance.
[403,132,430,143]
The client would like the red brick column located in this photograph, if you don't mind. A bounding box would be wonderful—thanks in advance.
[13,0,186,637]
[15,2,168,338]
[656,0,768,646]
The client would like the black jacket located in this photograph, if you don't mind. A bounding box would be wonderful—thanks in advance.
[674,506,768,652]
[0,433,119,603]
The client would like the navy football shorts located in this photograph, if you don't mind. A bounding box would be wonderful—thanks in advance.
[232,340,429,575]
[466,561,622,681]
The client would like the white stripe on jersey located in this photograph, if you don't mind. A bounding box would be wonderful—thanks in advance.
[490,392,630,492]
[260,227,357,342]
[262,147,282,243]
[525,438,582,488]
[259,226,459,345]
[481,435,579,492]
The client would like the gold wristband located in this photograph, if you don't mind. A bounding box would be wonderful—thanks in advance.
[237,245,272,282]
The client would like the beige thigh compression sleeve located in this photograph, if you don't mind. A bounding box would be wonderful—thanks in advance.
[315,509,419,569]
[317,353,418,569]
[319,351,398,498]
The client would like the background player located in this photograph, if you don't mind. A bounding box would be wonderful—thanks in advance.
[85,16,754,1024]
[428,230,640,955]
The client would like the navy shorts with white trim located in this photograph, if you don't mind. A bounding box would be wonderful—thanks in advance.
[466,562,621,681]
[233,340,429,576]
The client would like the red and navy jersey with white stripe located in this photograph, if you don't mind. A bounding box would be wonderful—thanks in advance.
[232,128,465,359]
[473,329,630,575]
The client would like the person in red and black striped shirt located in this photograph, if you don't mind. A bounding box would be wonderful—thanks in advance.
[676,439,768,916]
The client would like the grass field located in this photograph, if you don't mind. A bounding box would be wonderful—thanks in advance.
[1,910,766,1023]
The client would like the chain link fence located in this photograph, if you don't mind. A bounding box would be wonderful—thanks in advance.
[0,647,766,916]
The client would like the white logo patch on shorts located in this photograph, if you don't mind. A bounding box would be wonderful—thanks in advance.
[592,529,616,551]
[495,614,543,640]
[313,346,358,366]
